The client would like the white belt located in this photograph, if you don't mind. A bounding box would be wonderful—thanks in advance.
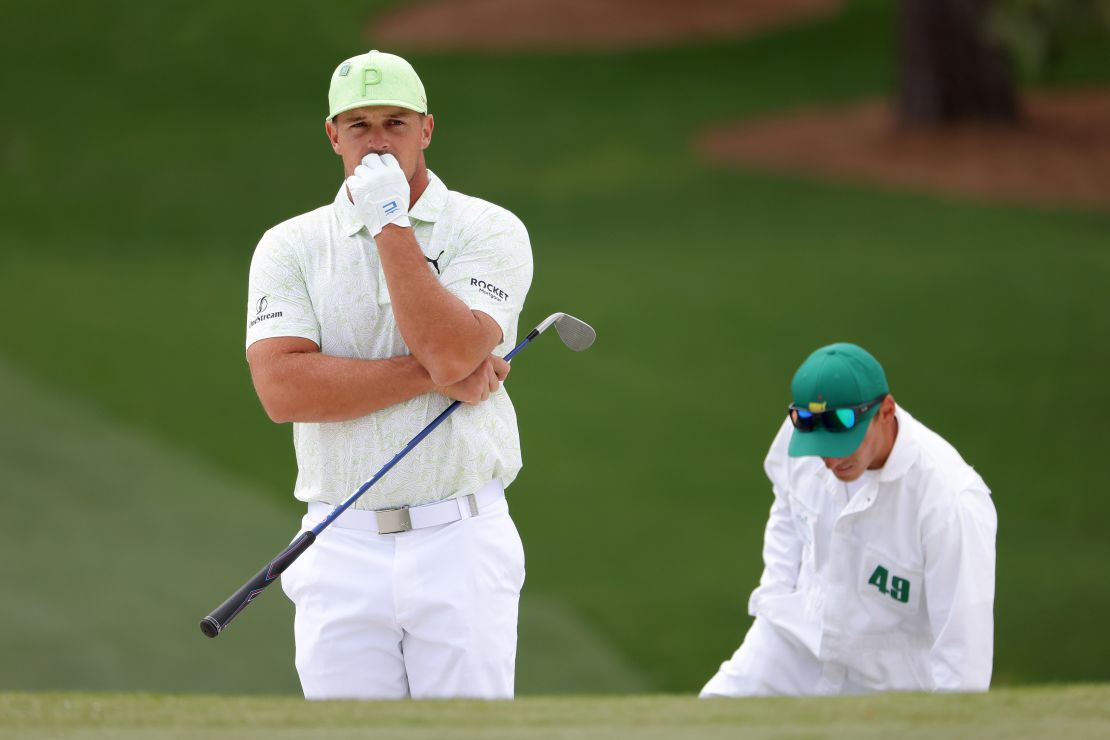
[307,479,505,535]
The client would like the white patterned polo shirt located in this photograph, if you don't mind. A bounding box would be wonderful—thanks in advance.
[245,171,533,510]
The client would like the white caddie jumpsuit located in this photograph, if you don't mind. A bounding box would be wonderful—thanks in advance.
[702,405,997,696]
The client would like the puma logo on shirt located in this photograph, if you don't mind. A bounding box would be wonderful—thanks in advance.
[425,250,445,274]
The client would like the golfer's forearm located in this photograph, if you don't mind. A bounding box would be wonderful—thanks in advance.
[255,352,434,423]
[375,226,493,385]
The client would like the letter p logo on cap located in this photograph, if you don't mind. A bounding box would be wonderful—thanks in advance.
[363,66,383,93]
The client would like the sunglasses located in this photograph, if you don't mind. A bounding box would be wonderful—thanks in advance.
[788,395,886,433]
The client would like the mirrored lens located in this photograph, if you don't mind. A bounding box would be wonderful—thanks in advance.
[834,408,856,430]
[790,408,817,432]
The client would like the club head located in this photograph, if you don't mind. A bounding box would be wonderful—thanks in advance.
[535,312,596,351]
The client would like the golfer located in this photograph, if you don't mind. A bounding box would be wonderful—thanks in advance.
[244,50,532,699]
[701,343,997,696]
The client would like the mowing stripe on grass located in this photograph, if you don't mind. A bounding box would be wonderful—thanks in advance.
[0,354,301,694]
[0,355,647,695]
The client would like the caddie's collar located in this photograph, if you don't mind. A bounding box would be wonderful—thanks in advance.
[334,169,448,237]
[878,404,915,483]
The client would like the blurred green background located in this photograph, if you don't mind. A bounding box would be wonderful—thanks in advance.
[1,0,1108,695]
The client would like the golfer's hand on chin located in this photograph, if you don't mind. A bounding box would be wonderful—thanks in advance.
[435,355,510,404]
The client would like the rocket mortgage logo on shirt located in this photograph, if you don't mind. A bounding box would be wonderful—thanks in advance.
[471,278,509,303]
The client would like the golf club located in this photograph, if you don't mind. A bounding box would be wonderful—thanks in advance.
[200,312,595,638]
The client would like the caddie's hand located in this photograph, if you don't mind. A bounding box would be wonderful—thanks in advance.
[346,153,411,237]
[435,356,511,405]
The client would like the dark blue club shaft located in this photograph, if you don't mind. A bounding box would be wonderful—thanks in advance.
[310,328,538,536]
[200,327,539,637]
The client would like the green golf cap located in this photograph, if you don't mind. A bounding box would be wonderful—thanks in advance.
[788,343,889,459]
[327,50,428,121]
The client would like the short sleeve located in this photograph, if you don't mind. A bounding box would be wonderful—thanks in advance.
[437,207,533,342]
[245,227,321,352]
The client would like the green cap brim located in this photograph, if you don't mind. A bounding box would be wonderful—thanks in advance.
[787,409,875,458]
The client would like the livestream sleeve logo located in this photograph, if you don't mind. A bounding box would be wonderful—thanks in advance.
[249,295,284,328]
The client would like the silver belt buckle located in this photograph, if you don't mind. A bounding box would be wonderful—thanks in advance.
[375,507,412,535]
[464,493,479,517]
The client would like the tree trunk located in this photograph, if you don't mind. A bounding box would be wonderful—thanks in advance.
[897,0,1020,127]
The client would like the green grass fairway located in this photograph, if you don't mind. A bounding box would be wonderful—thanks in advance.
[3,0,1109,696]
[0,357,647,695]
[2,685,1108,739]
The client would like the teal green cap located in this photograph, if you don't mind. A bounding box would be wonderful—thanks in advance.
[788,343,889,458]
[327,50,428,121]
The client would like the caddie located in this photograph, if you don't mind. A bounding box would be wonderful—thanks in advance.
[701,343,997,696]
[244,50,533,700]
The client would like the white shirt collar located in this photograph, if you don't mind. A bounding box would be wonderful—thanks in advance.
[878,405,915,483]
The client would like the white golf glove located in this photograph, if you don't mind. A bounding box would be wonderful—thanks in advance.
[347,153,411,237]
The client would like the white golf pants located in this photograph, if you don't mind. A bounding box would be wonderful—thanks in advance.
[280,486,525,700]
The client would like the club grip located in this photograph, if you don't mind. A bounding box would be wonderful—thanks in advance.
[199,531,316,638]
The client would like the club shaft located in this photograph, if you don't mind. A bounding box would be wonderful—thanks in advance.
[200,329,539,637]
[311,330,537,534]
